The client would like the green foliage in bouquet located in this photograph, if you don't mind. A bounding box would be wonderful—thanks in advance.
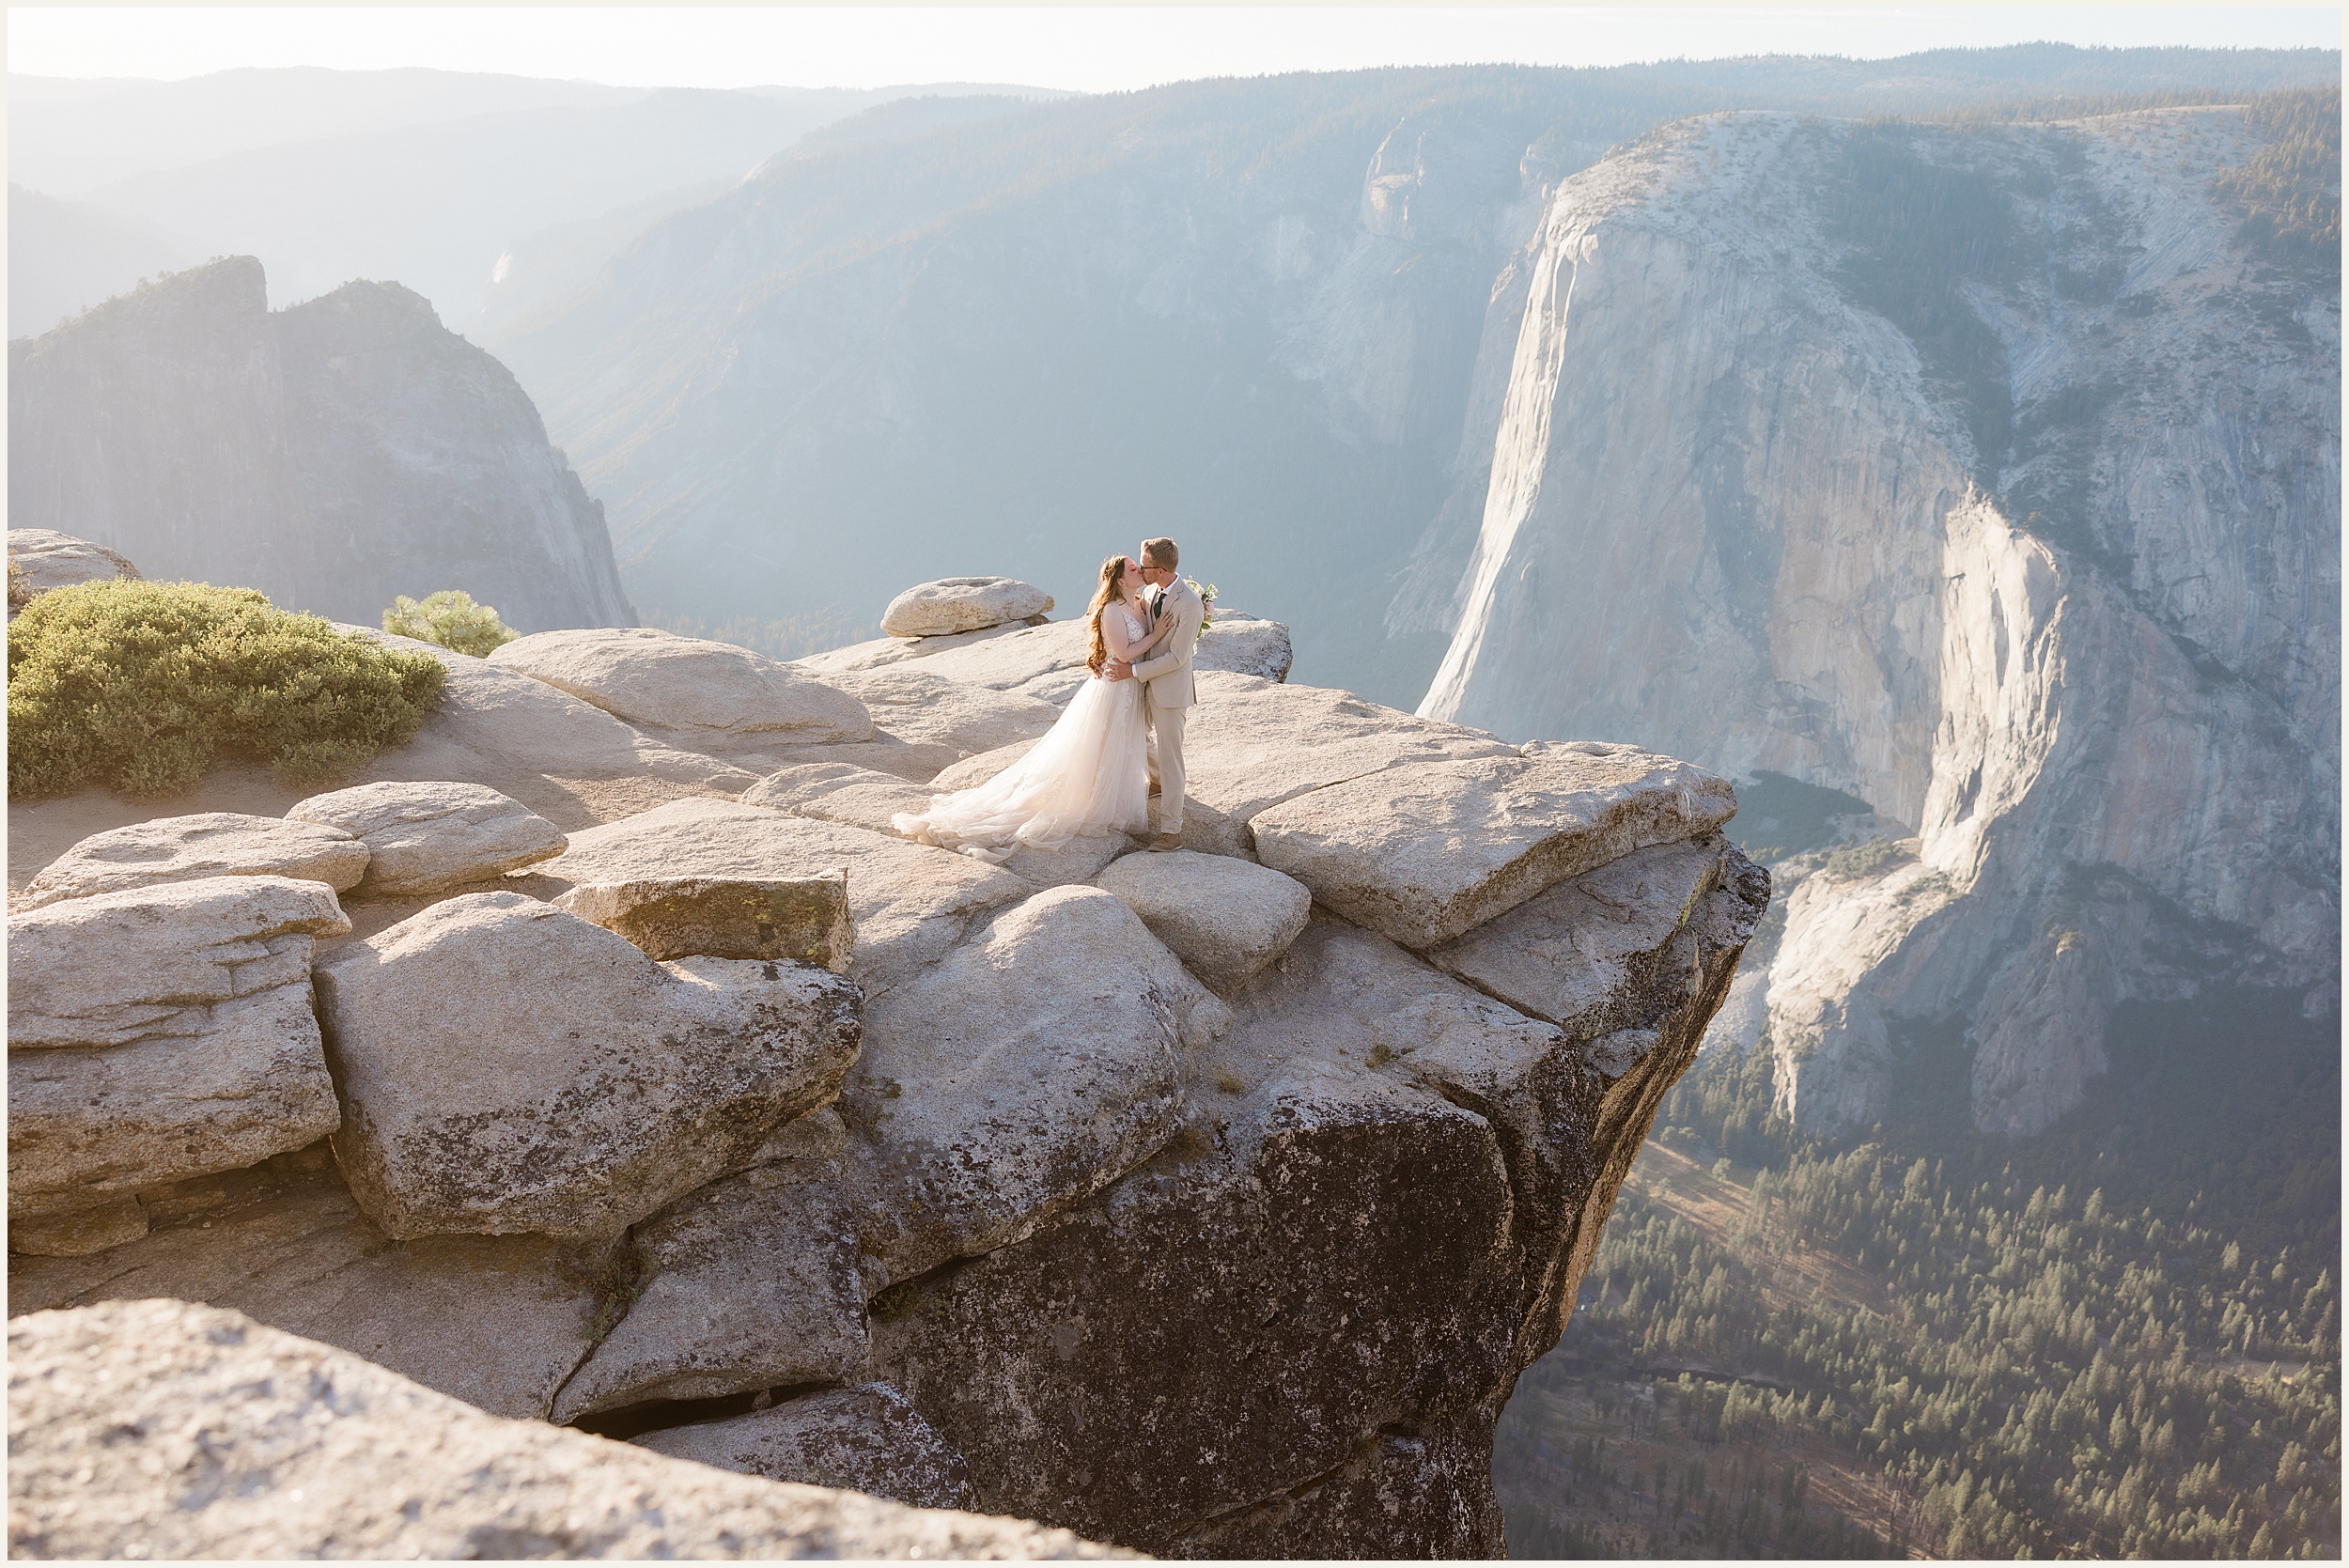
[1185,577,1220,630]
[381,589,520,657]
[9,579,446,800]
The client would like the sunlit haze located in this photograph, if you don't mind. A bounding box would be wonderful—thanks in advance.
[10,5,2342,91]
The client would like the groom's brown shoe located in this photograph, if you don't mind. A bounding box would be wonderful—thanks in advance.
[1144,832,1183,852]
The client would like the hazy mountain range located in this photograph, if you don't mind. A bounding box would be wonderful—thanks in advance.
[12,49,2332,702]
[8,69,1067,335]
[463,45,2336,703]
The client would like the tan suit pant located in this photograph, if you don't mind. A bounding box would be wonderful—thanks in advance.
[1144,703,1189,832]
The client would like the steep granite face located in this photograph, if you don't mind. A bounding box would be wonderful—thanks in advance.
[474,55,2341,705]
[1411,106,2340,1135]
[8,256,635,633]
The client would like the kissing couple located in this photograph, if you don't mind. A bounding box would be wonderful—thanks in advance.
[894,537,1202,862]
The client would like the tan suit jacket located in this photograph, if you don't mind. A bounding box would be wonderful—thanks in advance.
[1133,579,1202,708]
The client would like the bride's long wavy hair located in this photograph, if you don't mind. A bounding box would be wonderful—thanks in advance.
[1084,553,1135,675]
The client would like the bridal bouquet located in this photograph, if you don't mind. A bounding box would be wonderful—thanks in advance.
[1186,577,1219,629]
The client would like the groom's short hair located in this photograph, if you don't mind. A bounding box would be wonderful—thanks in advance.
[1142,537,1179,570]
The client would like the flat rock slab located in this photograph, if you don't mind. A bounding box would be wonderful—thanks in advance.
[540,799,1030,997]
[315,893,862,1241]
[490,627,873,745]
[747,763,1127,891]
[1181,673,1517,828]
[287,780,567,894]
[921,673,1482,863]
[7,1148,611,1420]
[8,528,139,608]
[743,760,937,831]
[880,577,1054,638]
[822,666,1062,761]
[21,811,368,908]
[891,619,1094,704]
[9,874,351,1051]
[7,1299,1127,1560]
[635,1385,977,1512]
[552,1159,868,1421]
[8,1197,151,1257]
[554,875,853,968]
[341,627,758,803]
[8,876,351,1219]
[1425,837,1728,1032]
[794,620,1041,678]
[844,884,1224,1282]
[1249,747,1737,949]
[1095,850,1311,991]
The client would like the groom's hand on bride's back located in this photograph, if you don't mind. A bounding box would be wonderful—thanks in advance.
[1104,660,1134,681]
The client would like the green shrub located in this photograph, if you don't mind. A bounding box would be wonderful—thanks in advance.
[381,589,519,657]
[1822,836,1916,880]
[8,579,447,800]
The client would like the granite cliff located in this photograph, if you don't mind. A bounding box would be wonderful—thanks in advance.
[480,51,2333,705]
[8,557,1764,1557]
[8,256,635,633]
[1407,102,2339,1136]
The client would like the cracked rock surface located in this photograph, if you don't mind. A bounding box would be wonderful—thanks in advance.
[8,1298,1126,1560]
[8,587,1763,1557]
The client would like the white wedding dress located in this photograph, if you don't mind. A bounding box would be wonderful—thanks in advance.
[892,605,1152,862]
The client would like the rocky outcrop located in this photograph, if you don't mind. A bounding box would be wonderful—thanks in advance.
[334,625,761,825]
[550,1141,869,1421]
[6,527,138,613]
[490,627,875,747]
[539,798,1035,996]
[8,1144,620,1418]
[314,893,862,1240]
[634,1384,979,1511]
[803,610,1296,708]
[8,877,350,1234]
[8,1299,1121,1560]
[1408,107,2340,1135]
[7,256,634,633]
[820,667,1065,766]
[881,576,1055,637]
[19,810,368,908]
[1251,746,1738,948]
[553,873,854,966]
[7,587,1765,1556]
[287,780,567,895]
[1094,850,1313,991]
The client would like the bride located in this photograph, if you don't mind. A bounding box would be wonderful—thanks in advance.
[893,553,1175,862]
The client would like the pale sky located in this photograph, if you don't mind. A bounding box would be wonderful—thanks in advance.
[8,5,2341,93]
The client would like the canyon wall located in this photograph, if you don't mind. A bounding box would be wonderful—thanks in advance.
[1411,105,2340,1136]
[477,54,2339,706]
[8,256,635,633]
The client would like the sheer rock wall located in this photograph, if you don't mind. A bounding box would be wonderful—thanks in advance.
[8,256,634,633]
[1408,108,2339,1136]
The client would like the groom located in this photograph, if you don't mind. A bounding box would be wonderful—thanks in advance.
[1106,536,1200,852]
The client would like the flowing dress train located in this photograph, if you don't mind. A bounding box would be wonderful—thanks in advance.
[892,607,1152,862]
